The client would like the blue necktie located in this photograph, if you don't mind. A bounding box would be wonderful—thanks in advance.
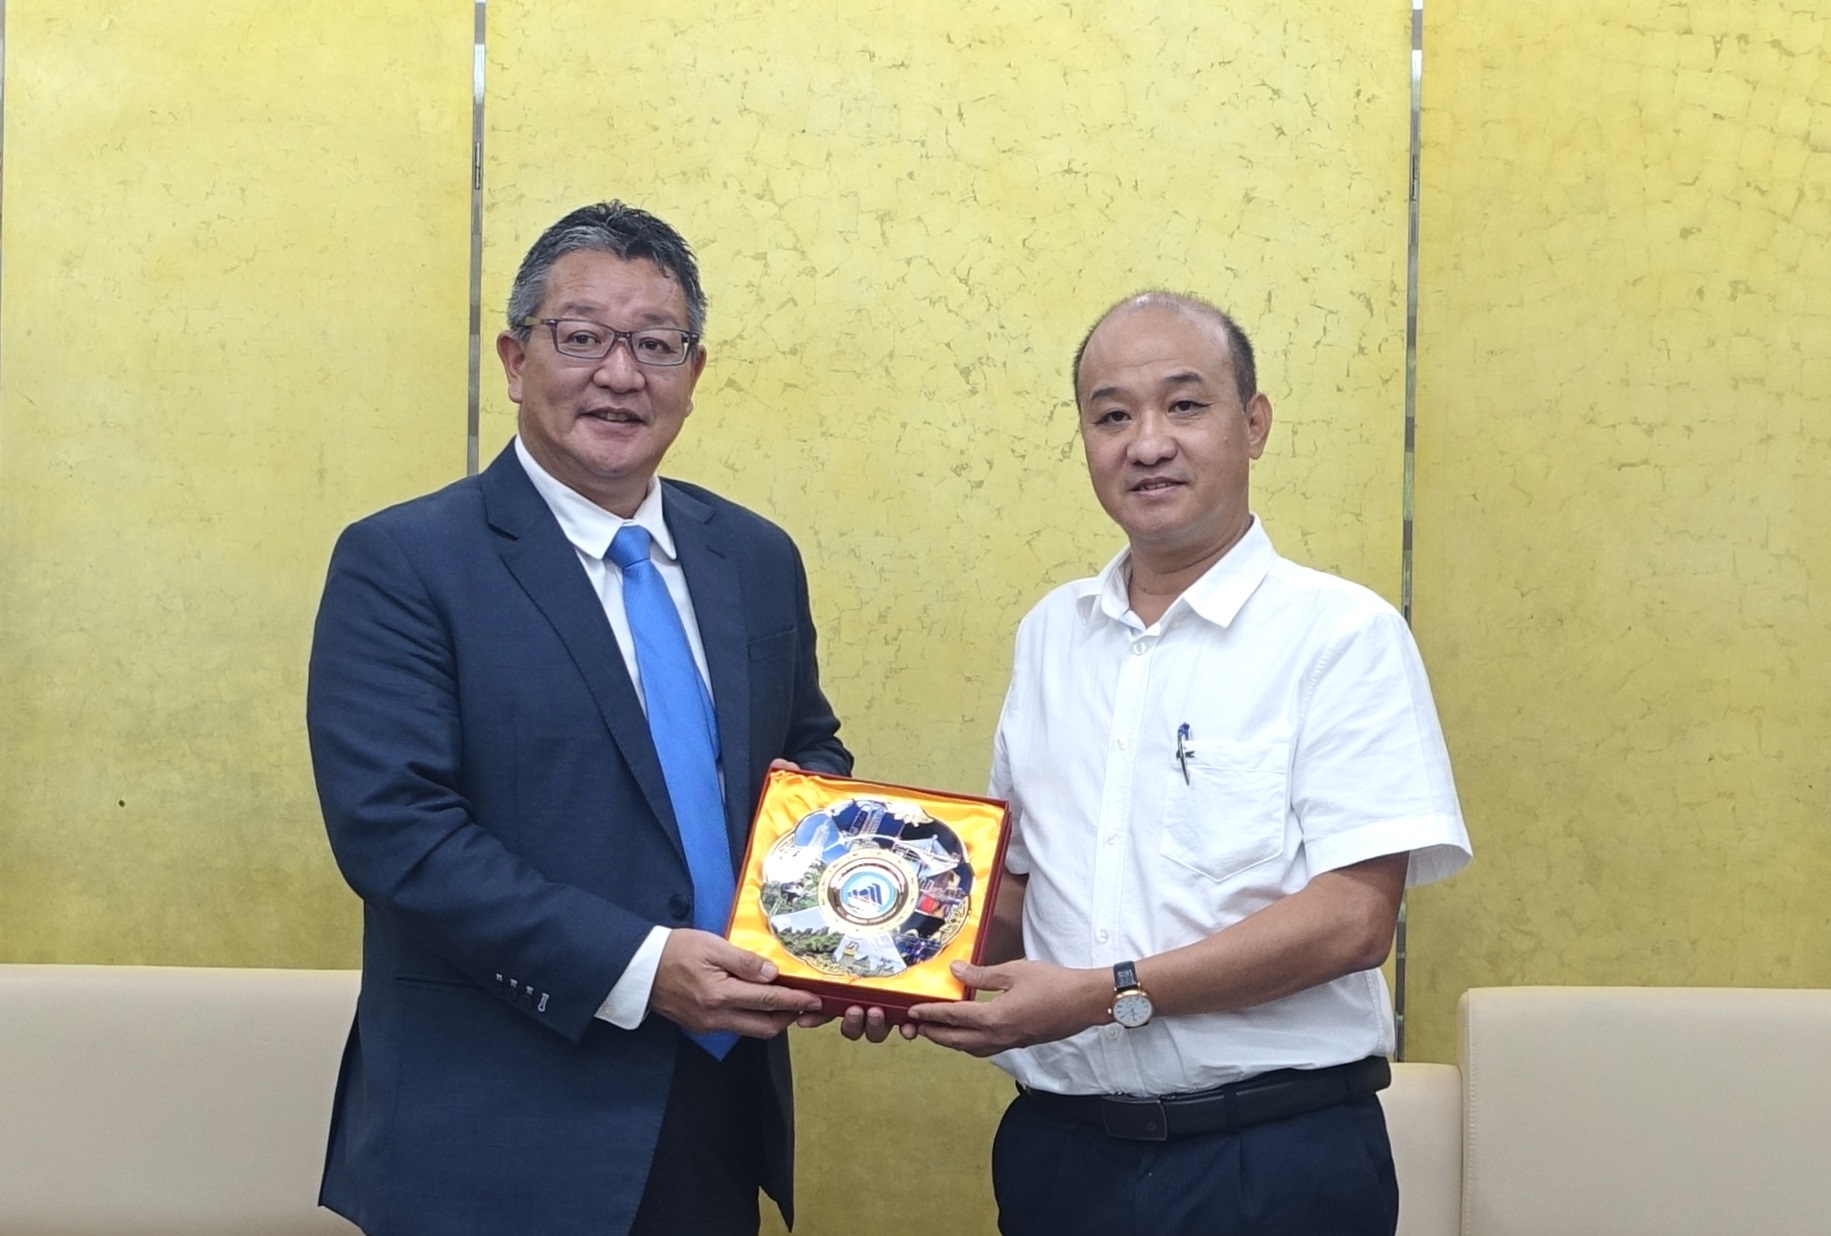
[608,524,738,1059]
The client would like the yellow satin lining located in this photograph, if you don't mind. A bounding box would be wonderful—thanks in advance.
[727,769,1009,1004]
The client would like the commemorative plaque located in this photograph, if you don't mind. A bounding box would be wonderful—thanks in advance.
[727,769,1011,1021]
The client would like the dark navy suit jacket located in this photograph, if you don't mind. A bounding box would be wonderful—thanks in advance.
[306,443,850,1236]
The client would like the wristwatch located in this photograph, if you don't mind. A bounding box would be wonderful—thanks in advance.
[1110,960,1154,1029]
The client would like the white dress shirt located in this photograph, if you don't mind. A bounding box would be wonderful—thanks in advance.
[990,518,1471,1097]
[514,437,711,1029]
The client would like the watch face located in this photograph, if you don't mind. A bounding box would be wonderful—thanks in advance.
[1112,991,1153,1028]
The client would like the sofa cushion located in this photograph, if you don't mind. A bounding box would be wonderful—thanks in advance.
[1459,985,1831,1236]
[0,964,359,1235]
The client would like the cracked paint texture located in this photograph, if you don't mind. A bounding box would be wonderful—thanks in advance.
[1406,0,1831,1065]
[0,1,474,964]
[483,0,1413,794]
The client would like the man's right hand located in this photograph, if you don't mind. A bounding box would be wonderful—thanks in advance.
[650,929,824,1039]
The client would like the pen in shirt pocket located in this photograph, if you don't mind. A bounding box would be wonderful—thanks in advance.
[1176,723,1192,784]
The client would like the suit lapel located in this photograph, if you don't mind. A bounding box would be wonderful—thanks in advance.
[665,483,755,862]
[478,447,687,862]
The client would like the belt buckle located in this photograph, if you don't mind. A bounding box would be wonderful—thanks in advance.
[1100,1095,1169,1141]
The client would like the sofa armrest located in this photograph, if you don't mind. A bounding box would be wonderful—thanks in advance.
[1383,1061,1462,1236]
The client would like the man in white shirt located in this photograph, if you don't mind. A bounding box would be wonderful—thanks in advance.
[909,291,1472,1235]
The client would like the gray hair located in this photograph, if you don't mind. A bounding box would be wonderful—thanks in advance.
[1071,290,1258,410]
[505,201,708,341]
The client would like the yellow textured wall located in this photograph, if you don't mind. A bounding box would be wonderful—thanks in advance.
[482,4,1412,1231]
[16,0,1824,1226]
[0,1,473,963]
[1,3,1425,1232]
[485,0,1413,784]
[1406,0,1831,1063]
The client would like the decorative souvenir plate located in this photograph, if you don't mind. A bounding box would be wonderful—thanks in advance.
[727,770,1011,1017]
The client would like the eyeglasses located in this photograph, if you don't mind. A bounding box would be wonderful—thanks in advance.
[519,317,698,367]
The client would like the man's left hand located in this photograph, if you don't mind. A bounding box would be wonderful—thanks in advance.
[906,960,1107,1057]
[795,1004,916,1043]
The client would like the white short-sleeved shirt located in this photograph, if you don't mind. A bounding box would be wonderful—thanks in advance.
[990,518,1471,1097]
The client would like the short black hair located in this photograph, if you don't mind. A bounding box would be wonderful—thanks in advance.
[1071,290,1258,410]
[506,201,707,341]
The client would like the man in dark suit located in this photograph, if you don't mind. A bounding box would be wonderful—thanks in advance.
[307,201,848,1236]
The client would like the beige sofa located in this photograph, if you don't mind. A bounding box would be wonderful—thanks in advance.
[0,965,358,1236]
[1380,985,1831,1236]
[2,969,1825,1235]
[1455,985,1831,1236]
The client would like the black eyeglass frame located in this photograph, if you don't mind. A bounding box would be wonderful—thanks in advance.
[517,316,700,367]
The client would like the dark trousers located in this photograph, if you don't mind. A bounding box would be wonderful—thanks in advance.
[992,1090,1399,1236]
[627,1038,770,1236]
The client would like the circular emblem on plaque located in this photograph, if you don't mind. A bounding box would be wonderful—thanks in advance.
[824,851,916,928]
[758,797,975,979]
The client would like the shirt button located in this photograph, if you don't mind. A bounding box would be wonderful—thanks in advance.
[1106,834,1119,847]
[1132,642,1147,655]
[1116,737,1128,751]
[1097,929,1109,942]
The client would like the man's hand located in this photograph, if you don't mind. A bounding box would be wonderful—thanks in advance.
[795,1004,918,1043]
[650,929,823,1039]
[906,960,1108,1057]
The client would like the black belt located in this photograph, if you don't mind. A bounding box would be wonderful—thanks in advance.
[1018,1056,1390,1142]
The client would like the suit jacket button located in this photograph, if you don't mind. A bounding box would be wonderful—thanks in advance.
[668,893,692,920]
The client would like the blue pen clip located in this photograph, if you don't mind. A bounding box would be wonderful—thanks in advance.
[1175,723,1192,784]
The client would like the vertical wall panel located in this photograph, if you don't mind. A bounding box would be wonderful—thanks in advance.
[1409,0,1831,1063]
[0,1,474,964]
[483,5,1413,1232]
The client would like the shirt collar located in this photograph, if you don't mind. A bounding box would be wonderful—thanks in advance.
[513,436,678,563]
[1076,516,1276,631]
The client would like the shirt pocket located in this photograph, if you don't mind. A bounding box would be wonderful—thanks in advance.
[1160,740,1290,883]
